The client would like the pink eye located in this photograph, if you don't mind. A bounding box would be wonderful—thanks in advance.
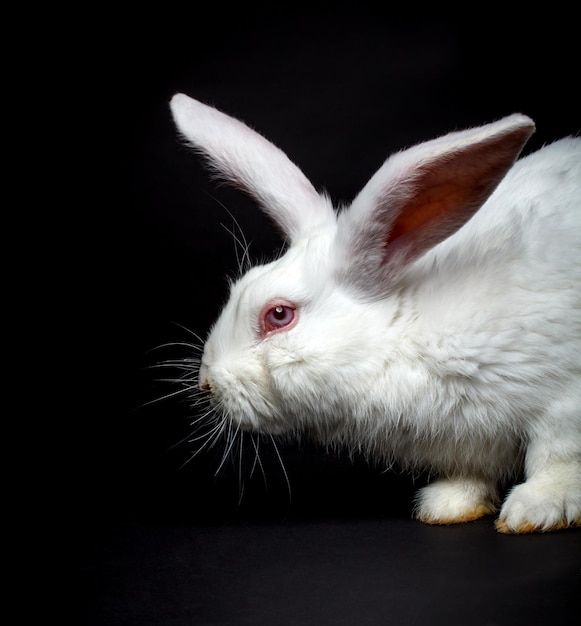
[260,301,298,336]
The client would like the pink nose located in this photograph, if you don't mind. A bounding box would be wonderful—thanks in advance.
[199,365,211,392]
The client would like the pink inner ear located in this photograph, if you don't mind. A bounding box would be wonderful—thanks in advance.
[382,139,520,254]
[344,114,535,289]
[385,180,464,246]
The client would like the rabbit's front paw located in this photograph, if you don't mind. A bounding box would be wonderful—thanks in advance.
[414,477,499,525]
[496,467,581,534]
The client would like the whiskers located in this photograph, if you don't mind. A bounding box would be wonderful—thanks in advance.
[204,191,253,277]
[142,325,204,408]
[142,197,291,511]
[145,324,291,511]
[181,402,292,509]
[181,398,292,509]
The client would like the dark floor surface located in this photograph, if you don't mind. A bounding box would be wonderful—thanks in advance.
[80,442,581,626]
[81,504,580,626]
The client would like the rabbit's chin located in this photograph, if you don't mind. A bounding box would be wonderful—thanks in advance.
[233,416,289,436]
[216,401,294,436]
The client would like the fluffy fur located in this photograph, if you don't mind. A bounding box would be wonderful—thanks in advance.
[170,93,581,533]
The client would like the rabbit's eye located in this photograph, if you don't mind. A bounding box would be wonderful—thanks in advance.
[261,301,298,336]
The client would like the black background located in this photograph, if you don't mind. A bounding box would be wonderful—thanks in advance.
[83,6,580,625]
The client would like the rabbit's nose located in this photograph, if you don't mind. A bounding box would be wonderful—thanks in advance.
[199,364,211,392]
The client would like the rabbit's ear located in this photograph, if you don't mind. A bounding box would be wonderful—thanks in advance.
[336,114,535,295]
[170,94,335,242]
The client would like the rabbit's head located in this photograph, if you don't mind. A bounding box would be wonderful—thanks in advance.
[170,94,534,436]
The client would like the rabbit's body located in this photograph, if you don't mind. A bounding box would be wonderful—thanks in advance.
[170,94,581,533]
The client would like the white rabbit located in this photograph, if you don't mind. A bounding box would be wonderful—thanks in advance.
[170,93,581,533]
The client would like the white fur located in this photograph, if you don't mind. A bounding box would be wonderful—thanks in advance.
[171,94,581,533]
